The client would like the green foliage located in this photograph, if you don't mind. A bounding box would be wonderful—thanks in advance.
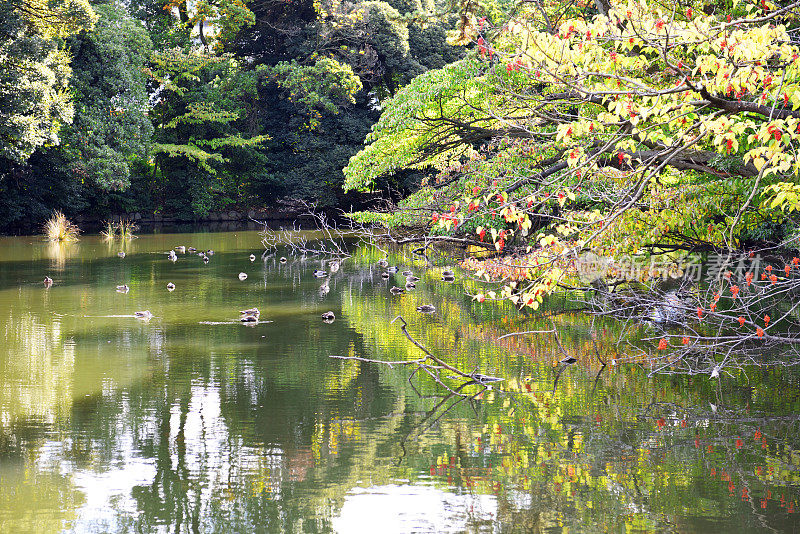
[58,1,154,190]
[269,58,363,127]
[0,0,96,164]
[343,57,488,191]
[0,0,474,230]
[146,50,268,216]
[128,0,191,49]
[188,0,255,52]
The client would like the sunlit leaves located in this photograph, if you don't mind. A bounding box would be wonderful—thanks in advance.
[270,58,363,128]
[0,0,96,163]
[343,57,491,191]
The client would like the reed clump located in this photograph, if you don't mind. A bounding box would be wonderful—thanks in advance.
[100,218,138,240]
[101,220,116,240]
[117,218,138,239]
[43,211,80,242]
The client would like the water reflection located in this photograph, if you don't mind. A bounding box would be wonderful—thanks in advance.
[0,233,797,532]
[333,485,498,533]
[44,241,81,271]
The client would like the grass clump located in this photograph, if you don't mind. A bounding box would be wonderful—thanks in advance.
[101,218,138,240]
[43,211,80,242]
[101,220,116,240]
[117,218,138,239]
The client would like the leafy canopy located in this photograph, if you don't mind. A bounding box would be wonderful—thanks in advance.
[345,0,800,309]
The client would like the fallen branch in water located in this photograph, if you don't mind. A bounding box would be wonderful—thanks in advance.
[256,200,354,258]
[329,315,502,396]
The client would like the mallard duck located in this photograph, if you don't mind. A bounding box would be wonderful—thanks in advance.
[313,269,327,278]
[240,307,259,315]
[329,261,340,273]
[401,270,413,277]
[43,276,53,288]
[118,251,126,258]
[249,254,256,261]
[559,356,577,365]
[206,250,214,256]
[116,285,129,293]
[188,247,197,253]
[406,275,420,282]
[197,251,205,257]
[175,246,186,253]
[321,311,335,322]
[416,304,436,314]
[239,272,248,280]
[441,274,455,282]
[442,270,455,278]
[166,282,175,291]
[280,256,287,263]
[203,255,209,264]
[387,266,398,273]
[390,286,405,295]
[134,310,153,319]
[411,247,426,256]
[240,314,258,323]
[377,259,389,268]
[405,281,416,290]
[168,250,177,262]
[380,272,390,280]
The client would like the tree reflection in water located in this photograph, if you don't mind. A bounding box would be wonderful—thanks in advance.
[0,234,797,533]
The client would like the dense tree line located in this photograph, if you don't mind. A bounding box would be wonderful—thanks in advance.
[0,0,463,231]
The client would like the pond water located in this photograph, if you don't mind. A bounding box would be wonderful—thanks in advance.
[0,231,799,533]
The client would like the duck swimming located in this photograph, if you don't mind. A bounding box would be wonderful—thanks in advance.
[188,247,197,253]
[377,259,389,268]
[416,304,436,314]
[116,285,129,293]
[118,251,126,258]
[313,270,327,278]
[240,308,260,317]
[239,272,248,280]
[405,281,416,290]
[321,311,335,322]
[401,270,412,277]
[249,254,256,261]
[166,283,175,291]
[406,275,420,282]
[280,257,287,263]
[134,310,153,320]
[175,246,186,253]
[380,272,390,280]
[168,250,177,262]
[390,286,405,295]
[43,277,53,288]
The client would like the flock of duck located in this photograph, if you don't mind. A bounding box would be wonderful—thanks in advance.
[41,246,452,322]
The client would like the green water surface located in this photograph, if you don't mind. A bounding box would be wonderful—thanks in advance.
[0,231,798,533]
